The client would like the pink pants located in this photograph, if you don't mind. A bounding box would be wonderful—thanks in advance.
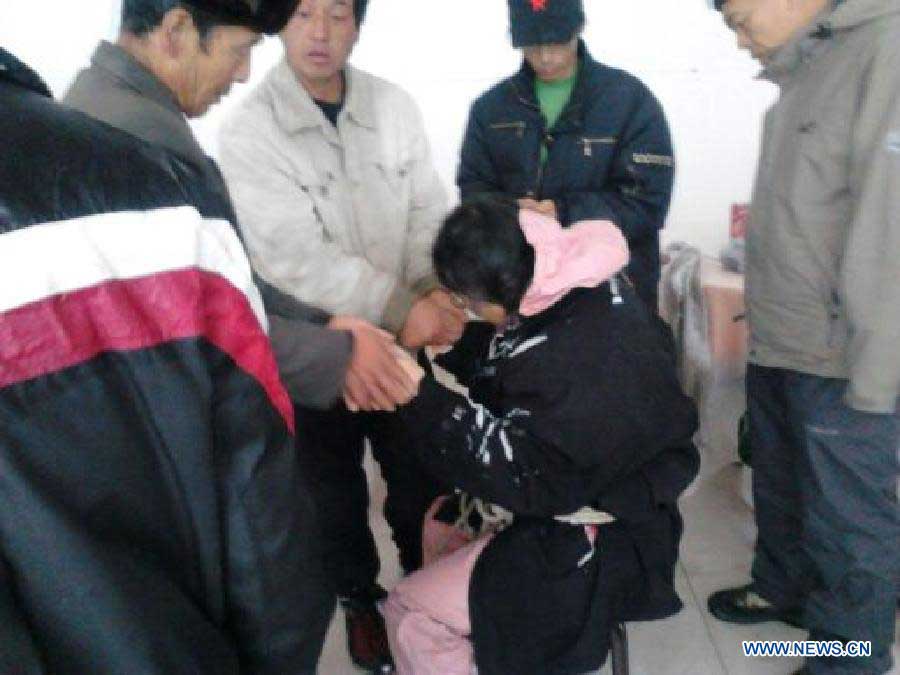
[381,534,494,675]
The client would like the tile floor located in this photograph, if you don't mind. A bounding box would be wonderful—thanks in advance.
[317,453,900,675]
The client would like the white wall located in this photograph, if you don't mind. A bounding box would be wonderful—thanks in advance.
[1,0,778,256]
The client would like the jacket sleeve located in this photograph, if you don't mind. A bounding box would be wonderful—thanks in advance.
[457,100,507,199]
[268,314,352,409]
[218,118,409,332]
[255,273,331,325]
[841,39,900,414]
[215,371,335,674]
[596,443,700,524]
[255,267,352,411]
[433,321,496,387]
[399,375,591,518]
[400,335,697,518]
[397,92,448,293]
[556,89,674,243]
[197,155,352,410]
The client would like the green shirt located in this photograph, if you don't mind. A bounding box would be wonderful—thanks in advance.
[535,69,577,163]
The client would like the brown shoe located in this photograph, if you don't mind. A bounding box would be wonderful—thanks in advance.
[342,588,394,673]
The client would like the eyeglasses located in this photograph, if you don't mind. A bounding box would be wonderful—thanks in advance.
[449,292,468,309]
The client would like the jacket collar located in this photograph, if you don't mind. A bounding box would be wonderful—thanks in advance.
[760,2,845,85]
[764,0,900,83]
[270,59,378,135]
[90,41,183,116]
[830,0,900,31]
[0,49,52,98]
[500,285,594,344]
[507,39,597,131]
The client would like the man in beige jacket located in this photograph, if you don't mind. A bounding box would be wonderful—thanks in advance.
[65,0,418,414]
[218,0,464,670]
[708,1,899,673]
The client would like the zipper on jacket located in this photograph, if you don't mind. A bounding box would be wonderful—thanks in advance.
[510,86,553,198]
[826,290,845,349]
[535,132,551,198]
[610,276,624,305]
[580,137,617,157]
[489,121,527,138]
[515,89,542,113]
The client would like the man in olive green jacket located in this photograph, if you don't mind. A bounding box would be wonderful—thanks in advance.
[708,1,899,673]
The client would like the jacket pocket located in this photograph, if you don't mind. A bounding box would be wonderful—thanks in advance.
[373,159,413,204]
[489,121,527,138]
[579,136,617,158]
[294,173,337,243]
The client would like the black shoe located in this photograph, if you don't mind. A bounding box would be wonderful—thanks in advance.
[707,584,804,628]
[340,586,394,673]
[792,668,810,675]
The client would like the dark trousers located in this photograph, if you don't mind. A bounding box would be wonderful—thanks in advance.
[747,365,899,674]
[295,404,443,598]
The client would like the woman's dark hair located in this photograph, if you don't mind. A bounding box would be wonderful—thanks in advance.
[433,195,535,314]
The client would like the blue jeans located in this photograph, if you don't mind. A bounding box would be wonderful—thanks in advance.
[747,365,899,674]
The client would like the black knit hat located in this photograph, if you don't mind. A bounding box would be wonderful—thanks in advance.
[183,0,299,35]
[508,0,585,47]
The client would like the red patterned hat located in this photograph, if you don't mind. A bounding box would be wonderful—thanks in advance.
[508,0,585,47]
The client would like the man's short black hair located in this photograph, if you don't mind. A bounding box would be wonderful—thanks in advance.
[121,0,302,38]
[353,0,369,27]
[433,195,535,315]
[122,1,219,39]
[714,0,725,10]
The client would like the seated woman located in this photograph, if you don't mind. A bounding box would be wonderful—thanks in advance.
[383,195,700,675]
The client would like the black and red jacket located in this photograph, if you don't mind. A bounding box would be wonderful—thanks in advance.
[0,50,332,674]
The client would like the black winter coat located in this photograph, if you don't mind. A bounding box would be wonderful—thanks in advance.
[400,280,699,674]
[458,42,674,310]
[0,51,333,674]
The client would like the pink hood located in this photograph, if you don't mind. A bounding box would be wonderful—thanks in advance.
[518,210,629,317]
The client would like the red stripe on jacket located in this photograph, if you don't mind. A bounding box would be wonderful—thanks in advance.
[0,268,294,433]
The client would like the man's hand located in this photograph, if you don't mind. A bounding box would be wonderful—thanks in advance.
[328,315,418,412]
[328,315,393,340]
[518,198,557,221]
[399,292,466,349]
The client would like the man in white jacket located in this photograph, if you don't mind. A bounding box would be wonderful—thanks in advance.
[218,0,464,670]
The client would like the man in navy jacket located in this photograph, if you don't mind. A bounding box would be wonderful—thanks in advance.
[458,0,675,310]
